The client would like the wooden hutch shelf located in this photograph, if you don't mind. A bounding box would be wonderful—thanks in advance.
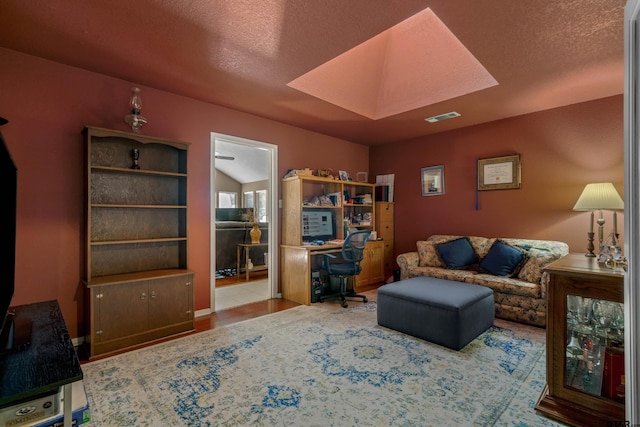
[83,126,194,359]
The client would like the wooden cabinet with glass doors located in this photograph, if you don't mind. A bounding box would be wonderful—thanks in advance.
[536,254,625,426]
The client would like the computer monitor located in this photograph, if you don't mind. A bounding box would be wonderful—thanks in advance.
[302,210,335,241]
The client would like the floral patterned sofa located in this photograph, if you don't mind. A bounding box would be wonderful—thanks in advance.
[396,235,569,327]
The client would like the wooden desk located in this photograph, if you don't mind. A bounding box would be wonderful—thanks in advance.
[281,241,386,305]
[237,242,269,281]
[280,244,346,305]
[0,300,83,427]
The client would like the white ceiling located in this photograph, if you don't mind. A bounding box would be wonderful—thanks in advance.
[215,139,269,184]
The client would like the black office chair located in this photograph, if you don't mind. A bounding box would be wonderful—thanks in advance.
[319,230,371,308]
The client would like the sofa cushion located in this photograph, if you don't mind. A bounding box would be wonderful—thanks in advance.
[427,235,495,258]
[479,240,528,277]
[466,236,497,258]
[409,266,479,282]
[465,274,541,298]
[518,248,564,284]
[436,237,479,269]
[416,240,446,267]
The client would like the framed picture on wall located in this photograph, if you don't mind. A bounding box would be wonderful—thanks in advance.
[421,165,444,196]
[477,154,521,191]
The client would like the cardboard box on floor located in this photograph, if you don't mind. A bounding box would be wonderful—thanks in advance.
[30,381,90,427]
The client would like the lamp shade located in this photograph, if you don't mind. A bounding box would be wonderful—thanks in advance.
[573,183,624,211]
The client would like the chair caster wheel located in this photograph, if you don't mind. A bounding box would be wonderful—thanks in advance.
[363,297,368,303]
[341,301,348,308]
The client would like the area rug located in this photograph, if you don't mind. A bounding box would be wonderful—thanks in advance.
[82,302,566,426]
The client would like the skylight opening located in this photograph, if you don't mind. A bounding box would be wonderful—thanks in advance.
[287,8,498,120]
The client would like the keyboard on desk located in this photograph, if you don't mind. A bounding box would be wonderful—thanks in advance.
[302,239,343,246]
[325,239,344,245]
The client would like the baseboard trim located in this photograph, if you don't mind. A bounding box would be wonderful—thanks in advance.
[195,308,212,318]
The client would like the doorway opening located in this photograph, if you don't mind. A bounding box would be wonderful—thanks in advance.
[210,133,278,312]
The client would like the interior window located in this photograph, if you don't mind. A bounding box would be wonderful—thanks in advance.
[256,190,267,223]
[243,191,254,210]
[218,191,237,208]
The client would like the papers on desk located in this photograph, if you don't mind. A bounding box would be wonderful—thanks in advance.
[325,239,344,245]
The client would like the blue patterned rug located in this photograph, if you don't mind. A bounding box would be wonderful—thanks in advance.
[82,302,566,426]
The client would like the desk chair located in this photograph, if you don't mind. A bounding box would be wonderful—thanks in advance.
[319,230,371,308]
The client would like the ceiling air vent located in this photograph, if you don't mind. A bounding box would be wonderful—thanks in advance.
[425,111,461,123]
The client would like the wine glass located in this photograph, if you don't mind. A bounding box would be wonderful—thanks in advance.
[566,295,581,327]
[591,299,615,337]
[610,303,624,330]
[608,302,625,346]
[574,297,593,334]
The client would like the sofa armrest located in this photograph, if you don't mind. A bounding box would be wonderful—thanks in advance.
[397,252,419,280]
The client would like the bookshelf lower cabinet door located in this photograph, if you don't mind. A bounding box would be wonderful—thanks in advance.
[87,272,195,359]
[92,281,149,343]
[148,274,194,330]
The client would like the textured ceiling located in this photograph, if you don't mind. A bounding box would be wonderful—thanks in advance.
[0,0,625,146]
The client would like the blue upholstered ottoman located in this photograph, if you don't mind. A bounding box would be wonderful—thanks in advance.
[377,277,494,350]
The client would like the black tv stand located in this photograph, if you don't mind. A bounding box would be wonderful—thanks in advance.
[0,312,32,353]
[0,301,83,427]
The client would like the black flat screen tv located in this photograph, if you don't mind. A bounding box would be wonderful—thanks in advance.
[0,117,18,351]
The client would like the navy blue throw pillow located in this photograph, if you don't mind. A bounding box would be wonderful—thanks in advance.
[436,237,479,269]
[479,240,528,277]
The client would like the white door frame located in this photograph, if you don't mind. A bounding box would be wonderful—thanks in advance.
[624,0,639,421]
[210,133,279,312]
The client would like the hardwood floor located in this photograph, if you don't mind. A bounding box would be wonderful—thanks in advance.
[200,281,382,331]
[196,297,300,331]
[215,269,268,288]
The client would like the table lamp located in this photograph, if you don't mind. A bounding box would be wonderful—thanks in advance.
[573,182,624,257]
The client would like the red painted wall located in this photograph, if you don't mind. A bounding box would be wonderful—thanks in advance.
[370,95,624,262]
[0,48,369,338]
[0,46,624,339]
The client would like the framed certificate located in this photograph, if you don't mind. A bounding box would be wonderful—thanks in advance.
[477,154,521,191]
